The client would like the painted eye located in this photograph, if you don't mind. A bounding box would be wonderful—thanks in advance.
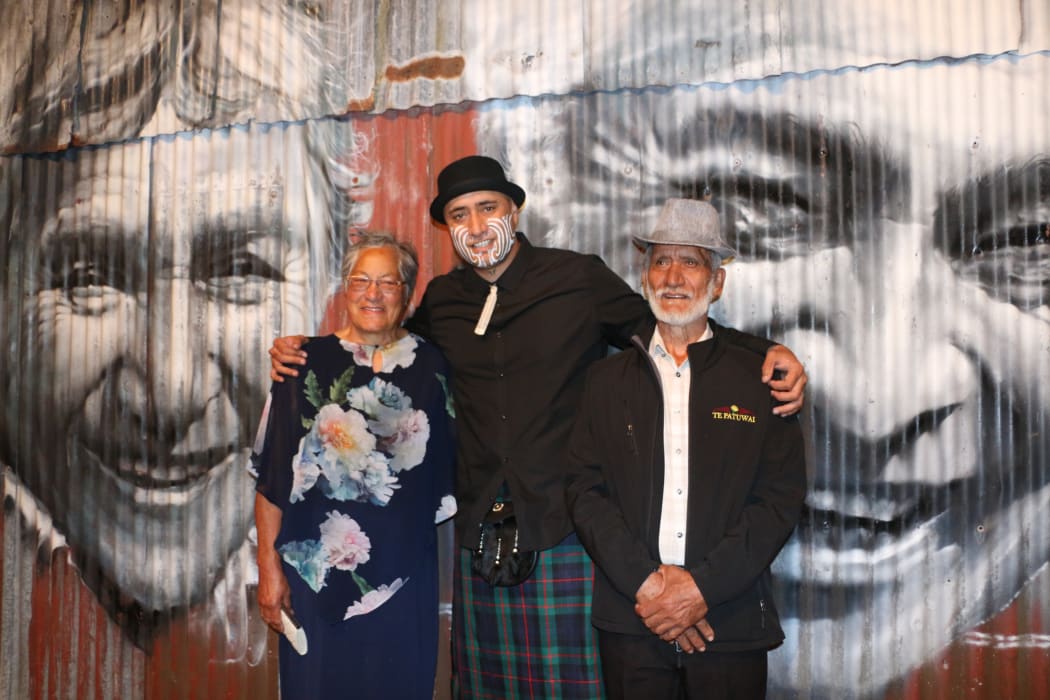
[958,222,1050,311]
[64,263,125,314]
[198,248,283,305]
[45,244,129,315]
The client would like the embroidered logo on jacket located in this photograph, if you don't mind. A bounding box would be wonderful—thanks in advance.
[711,404,757,423]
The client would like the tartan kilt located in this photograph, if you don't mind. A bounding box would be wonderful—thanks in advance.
[452,533,605,699]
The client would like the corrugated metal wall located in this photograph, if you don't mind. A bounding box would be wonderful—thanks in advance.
[1,1,1048,698]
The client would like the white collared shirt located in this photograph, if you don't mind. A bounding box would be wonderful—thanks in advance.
[649,323,712,565]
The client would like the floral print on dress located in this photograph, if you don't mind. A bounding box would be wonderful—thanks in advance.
[281,511,383,597]
[320,511,372,571]
[290,404,376,503]
[348,378,430,473]
[344,577,408,620]
[434,494,457,524]
[289,373,431,508]
[277,337,435,615]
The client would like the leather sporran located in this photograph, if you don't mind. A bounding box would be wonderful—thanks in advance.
[470,501,538,587]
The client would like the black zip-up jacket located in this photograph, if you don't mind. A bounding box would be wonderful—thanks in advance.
[566,326,806,651]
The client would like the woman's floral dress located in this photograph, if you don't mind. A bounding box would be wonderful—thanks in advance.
[251,333,456,699]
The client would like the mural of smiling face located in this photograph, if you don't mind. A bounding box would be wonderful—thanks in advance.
[0,123,333,612]
[542,52,1050,698]
[443,190,520,271]
[461,2,1050,693]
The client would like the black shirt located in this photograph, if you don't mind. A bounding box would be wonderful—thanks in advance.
[409,234,772,550]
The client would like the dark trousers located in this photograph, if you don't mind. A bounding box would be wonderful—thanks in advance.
[598,629,768,700]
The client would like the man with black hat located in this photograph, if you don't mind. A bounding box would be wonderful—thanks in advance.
[566,198,806,699]
[268,156,806,698]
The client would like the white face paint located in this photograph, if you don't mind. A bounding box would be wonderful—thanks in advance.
[449,212,517,269]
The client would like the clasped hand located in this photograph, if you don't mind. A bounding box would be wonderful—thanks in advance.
[635,564,713,653]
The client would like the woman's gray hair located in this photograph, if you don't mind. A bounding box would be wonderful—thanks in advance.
[340,232,420,302]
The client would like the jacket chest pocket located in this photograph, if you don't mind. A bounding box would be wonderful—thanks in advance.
[624,422,639,455]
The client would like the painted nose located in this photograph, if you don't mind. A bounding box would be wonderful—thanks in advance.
[819,225,974,439]
[137,277,223,432]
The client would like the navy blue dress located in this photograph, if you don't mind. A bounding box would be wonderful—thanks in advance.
[252,333,456,699]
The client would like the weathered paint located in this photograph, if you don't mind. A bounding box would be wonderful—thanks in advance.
[1,2,1048,698]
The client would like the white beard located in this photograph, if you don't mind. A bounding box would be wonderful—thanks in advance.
[646,276,717,326]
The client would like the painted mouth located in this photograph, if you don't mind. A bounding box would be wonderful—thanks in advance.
[781,403,966,586]
[80,440,241,491]
[788,484,952,586]
[778,395,1033,597]
[74,401,245,491]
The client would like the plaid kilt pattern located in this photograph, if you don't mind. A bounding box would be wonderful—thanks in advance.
[452,533,605,699]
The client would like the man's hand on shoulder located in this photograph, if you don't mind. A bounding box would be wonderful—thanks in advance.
[269,334,308,382]
[762,344,807,416]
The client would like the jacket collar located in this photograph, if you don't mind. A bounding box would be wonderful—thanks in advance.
[631,318,727,371]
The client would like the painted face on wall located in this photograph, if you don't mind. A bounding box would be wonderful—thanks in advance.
[541,51,1050,696]
[443,190,519,269]
[0,123,333,611]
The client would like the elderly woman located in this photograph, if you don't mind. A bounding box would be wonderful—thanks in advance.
[251,233,456,699]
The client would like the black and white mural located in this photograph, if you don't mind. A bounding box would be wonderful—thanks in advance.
[1,1,1047,697]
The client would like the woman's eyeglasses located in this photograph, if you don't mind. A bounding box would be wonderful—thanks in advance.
[345,276,405,295]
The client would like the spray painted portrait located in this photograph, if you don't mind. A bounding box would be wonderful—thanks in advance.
[1,0,1047,697]
[469,6,1050,696]
[0,2,378,694]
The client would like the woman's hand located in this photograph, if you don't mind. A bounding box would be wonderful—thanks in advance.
[255,492,291,632]
[257,551,292,633]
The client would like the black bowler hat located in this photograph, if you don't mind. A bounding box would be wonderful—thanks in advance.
[429,155,526,224]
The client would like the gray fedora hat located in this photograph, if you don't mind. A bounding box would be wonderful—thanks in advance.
[632,199,737,263]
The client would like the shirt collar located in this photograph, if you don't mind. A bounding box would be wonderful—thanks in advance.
[462,232,532,293]
[648,322,713,361]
